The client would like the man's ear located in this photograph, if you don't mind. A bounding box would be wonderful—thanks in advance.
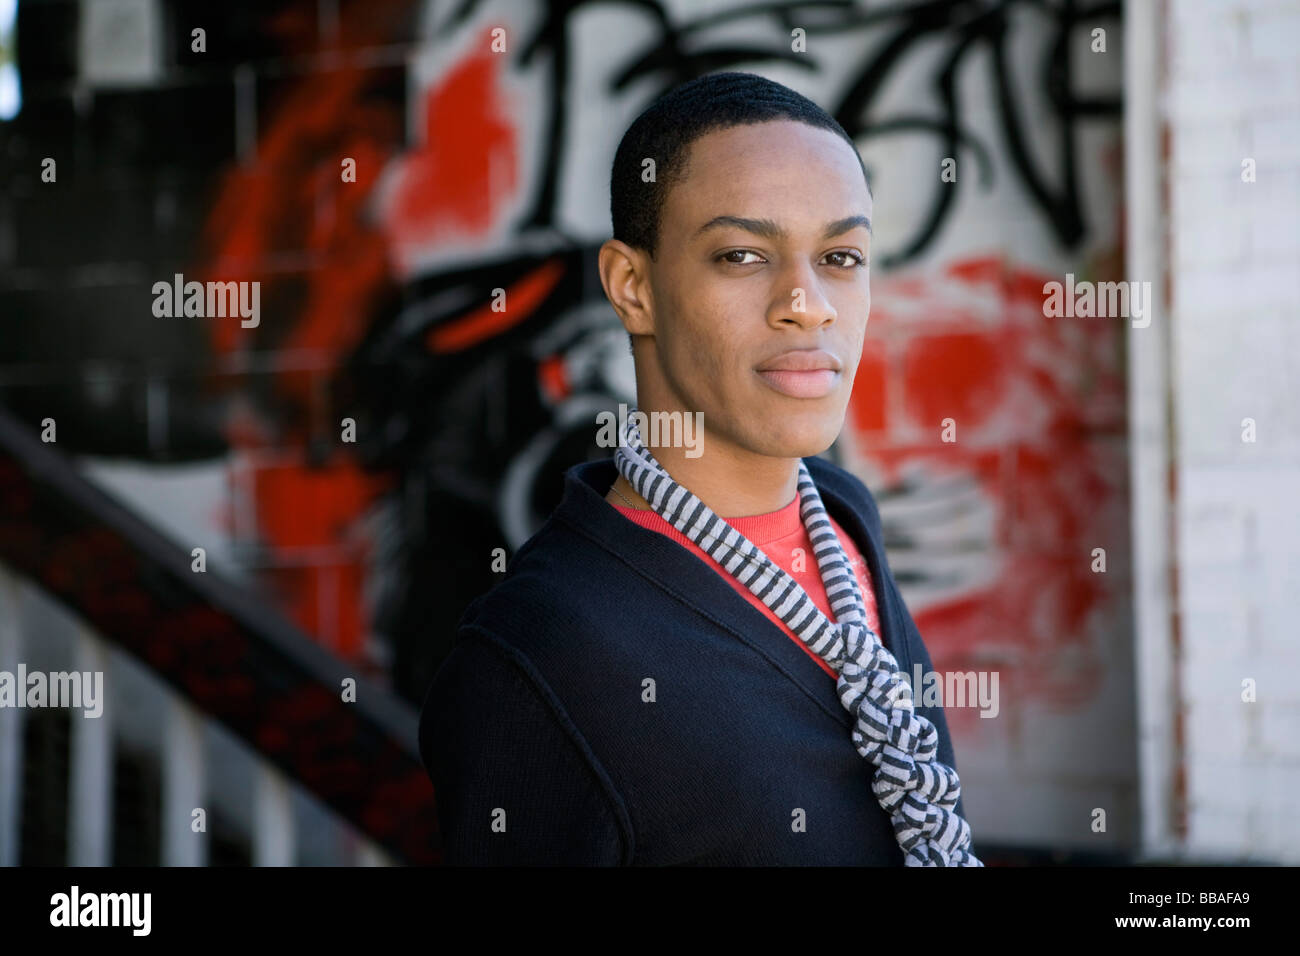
[598,239,655,337]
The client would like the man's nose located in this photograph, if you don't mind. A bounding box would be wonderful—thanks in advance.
[767,263,836,330]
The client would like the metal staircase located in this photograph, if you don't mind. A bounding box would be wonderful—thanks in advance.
[0,404,439,865]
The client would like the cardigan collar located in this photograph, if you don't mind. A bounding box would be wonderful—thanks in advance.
[553,456,912,732]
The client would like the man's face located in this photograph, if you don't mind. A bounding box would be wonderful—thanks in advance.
[643,119,872,459]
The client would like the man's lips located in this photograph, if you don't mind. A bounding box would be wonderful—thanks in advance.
[755,349,842,399]
[756,349,843,373]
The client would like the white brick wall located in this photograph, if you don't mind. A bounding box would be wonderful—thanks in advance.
[1165,0,1300,863]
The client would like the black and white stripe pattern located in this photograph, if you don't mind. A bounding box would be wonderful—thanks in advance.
[614,410,982,866]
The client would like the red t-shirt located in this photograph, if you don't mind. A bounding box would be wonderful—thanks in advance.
[611,492,883,680]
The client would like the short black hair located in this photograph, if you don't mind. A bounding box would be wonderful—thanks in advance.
[609,71,870,259]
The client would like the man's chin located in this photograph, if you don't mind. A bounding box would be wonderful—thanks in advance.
[747,415,842,460]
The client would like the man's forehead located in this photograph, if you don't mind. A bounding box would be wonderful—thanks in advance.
[670,128,873,231]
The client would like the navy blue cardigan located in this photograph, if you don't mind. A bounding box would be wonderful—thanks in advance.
[418,455,971,865]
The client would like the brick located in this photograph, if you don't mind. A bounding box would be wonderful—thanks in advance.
[1178,497,1250,566]
[1259,704,1300,760]
[1171,0,1245,32]
[80,0,164,86]
[195,165,321,259]
[255,64,406,156]
[1170,172,1249,242]
[1179,260,1300,314]
[0,93,83,193]
[1184,752,1256,790]
[0,279,212,368]
[0,286,98,363]
[12,182,157,269]
[1171,15,1244,76]
[1175,319,1300,465]
[1167,63,1300,121]
[1246,9,1300,61]
[88,80,239,173]
[1171,120,1251,181]
[1258,572,1300,666]
[1180,611,1254,699]
[1246,176,1300,259]
[1182,699,1252,759]
[1256,762,1300,812]
[1182,468,1300,560]
[1251,115,1300,167]
[1249,806,1300,862]
[14,0,79,86]
[1185,801,1254,857]
[0,375,171,458]
[164,0,321,71]
[1172,217,1247,269]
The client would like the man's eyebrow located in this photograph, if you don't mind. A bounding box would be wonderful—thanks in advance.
[693,214,872,241]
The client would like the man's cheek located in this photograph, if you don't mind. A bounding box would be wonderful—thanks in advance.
[680,314,721,375]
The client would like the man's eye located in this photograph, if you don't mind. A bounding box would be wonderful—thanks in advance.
[825,251,866,268]
[718,250,764,265]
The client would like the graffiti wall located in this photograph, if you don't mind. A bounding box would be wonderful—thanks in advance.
[1,0,1131,852]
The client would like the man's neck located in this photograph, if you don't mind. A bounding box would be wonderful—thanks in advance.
[607,422,800,519]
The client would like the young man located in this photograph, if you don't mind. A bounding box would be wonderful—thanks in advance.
[418,72,981,866]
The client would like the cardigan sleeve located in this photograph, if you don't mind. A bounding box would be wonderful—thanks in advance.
[417,627,632,865]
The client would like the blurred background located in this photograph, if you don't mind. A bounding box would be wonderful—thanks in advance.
[0,0,1295,866]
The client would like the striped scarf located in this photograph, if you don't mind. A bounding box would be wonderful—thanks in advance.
[613,409,982,866]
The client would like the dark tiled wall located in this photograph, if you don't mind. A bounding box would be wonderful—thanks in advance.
[1,0,411,461]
